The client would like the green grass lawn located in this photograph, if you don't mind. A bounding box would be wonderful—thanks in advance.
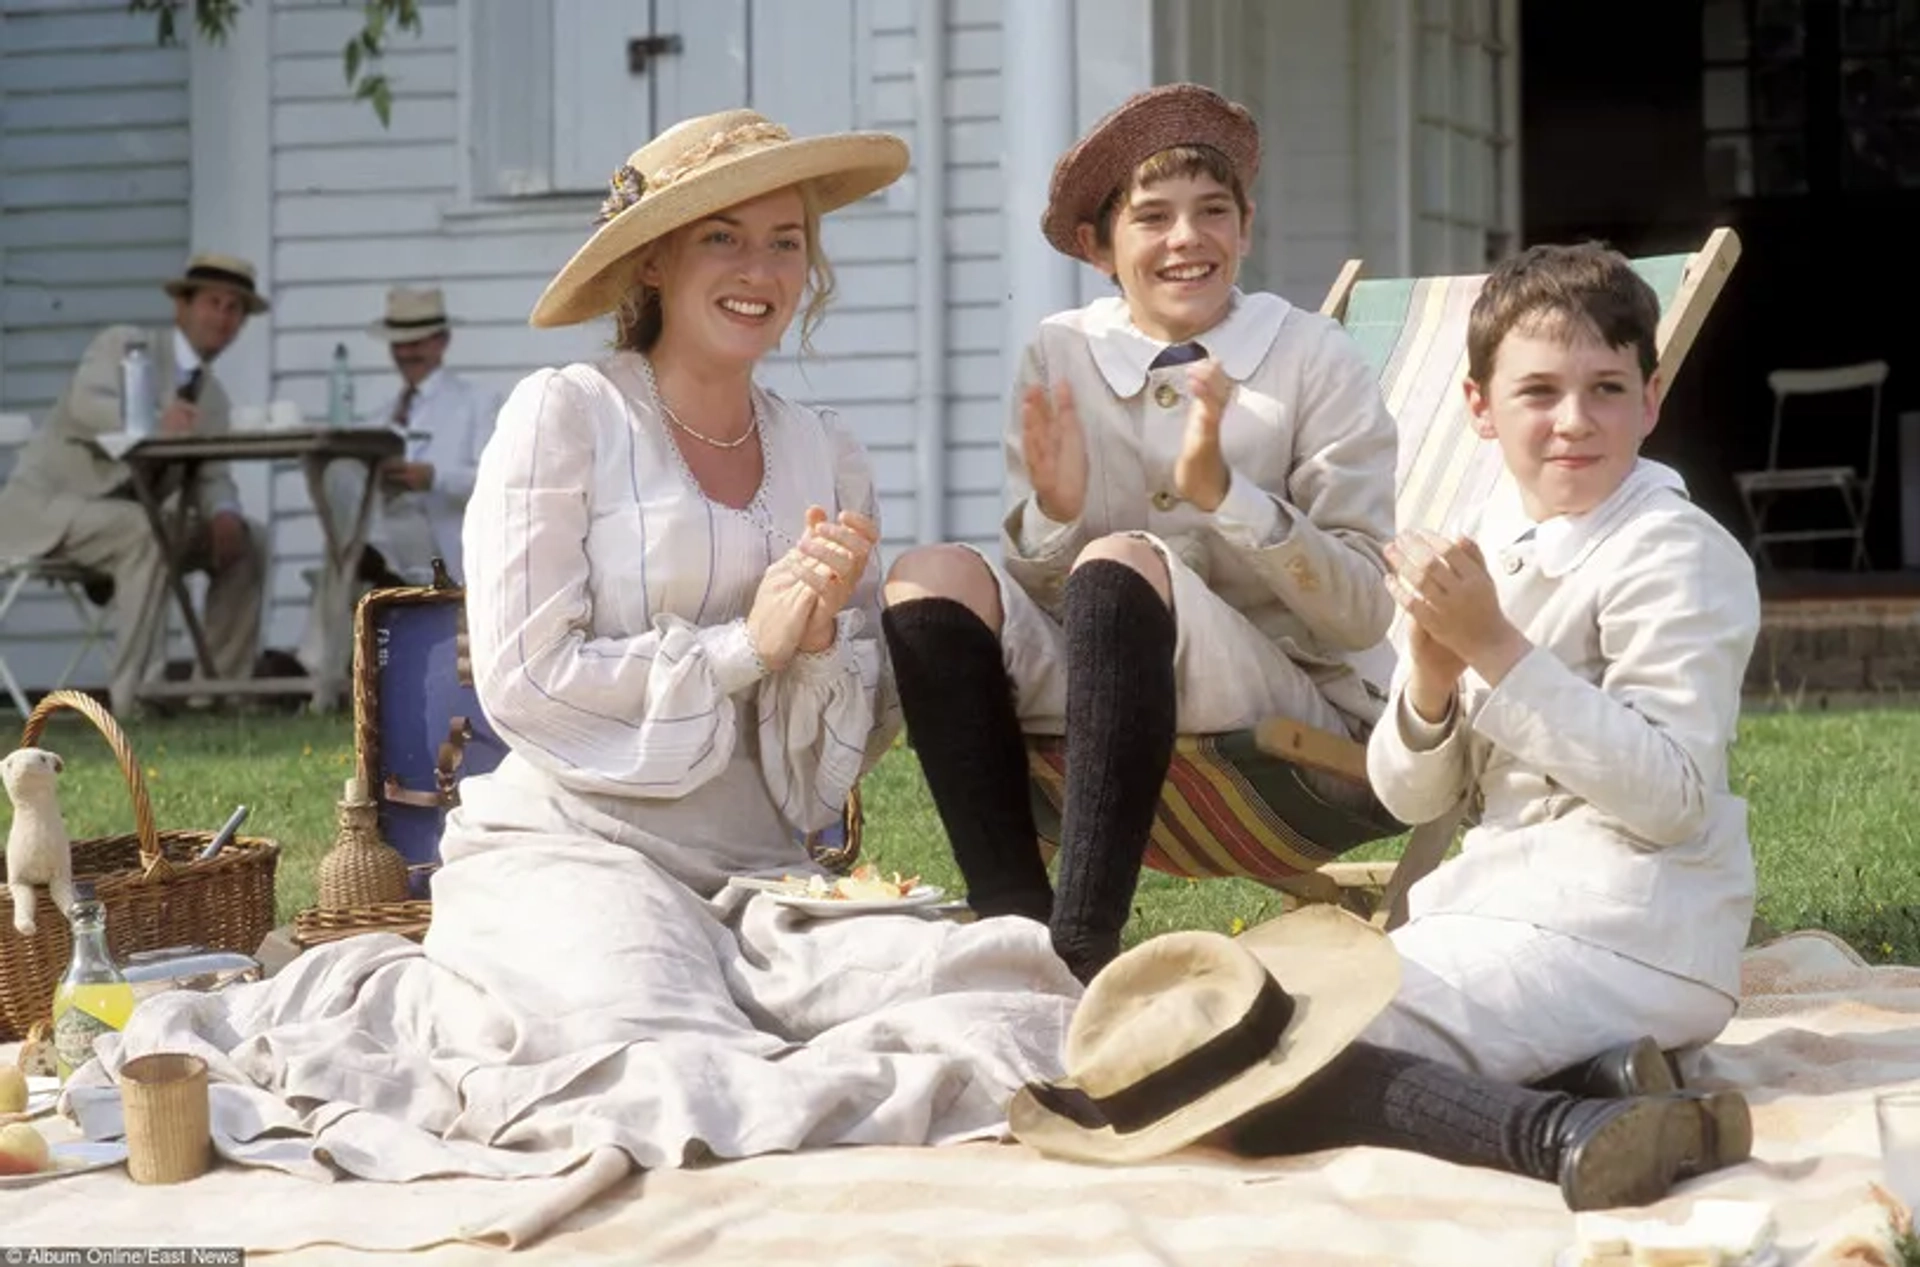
[8,705,1920,962]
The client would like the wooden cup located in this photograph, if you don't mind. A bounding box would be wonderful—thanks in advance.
[120,1052,211,1184]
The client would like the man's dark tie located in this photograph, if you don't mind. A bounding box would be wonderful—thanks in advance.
[1148,342,1208,370]
[391,384,418,428]
[178,367,205,404]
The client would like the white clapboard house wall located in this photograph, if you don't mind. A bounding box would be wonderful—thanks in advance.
[257,0,1012,654]
[0,0,1520,698]
[0,0,193,694]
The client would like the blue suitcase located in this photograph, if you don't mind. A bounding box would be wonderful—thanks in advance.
[350,575,860,897]
[351,575,507,897]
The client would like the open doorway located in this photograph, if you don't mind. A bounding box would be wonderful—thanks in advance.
[1521,0,1920,589]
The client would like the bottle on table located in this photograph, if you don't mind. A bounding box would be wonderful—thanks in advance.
[119,338,156,438]
[50,880,135,1082]
[328,342,356,427]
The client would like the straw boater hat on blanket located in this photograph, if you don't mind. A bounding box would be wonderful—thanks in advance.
[163,252,270,314]
[529,109,910,328]
[1040,83,1261,262]
[1009,905,1399,1164]
[368,286,453,343]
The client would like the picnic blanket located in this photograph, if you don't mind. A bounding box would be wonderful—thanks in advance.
[4,927,1918,1264]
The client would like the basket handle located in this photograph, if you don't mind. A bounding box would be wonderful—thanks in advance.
[19,689,166,877]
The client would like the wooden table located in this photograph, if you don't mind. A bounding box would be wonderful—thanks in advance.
[96,427,404,708]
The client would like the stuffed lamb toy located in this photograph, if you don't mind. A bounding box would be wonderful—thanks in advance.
[4,748,72,937]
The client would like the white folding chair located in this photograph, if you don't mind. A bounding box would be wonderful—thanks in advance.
[1734,360,1889,570]
[0,413,114,716]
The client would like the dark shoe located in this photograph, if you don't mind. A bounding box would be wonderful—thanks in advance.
[1673,1088,1752,1180]
[1555,1090,1752,1211]
[1534,1036,1682,1099]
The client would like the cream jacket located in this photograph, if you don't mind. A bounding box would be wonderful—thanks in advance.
[1366,461,1762,998]
[0,323,240,560]
[1000,291,1398,725]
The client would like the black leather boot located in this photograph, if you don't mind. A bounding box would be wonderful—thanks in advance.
[1533,1036,1683,1099]
[1551,1089,1752,1211]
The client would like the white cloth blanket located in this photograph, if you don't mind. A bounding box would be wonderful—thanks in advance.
[55,833,1080,1201]
[7,929,1920,1262]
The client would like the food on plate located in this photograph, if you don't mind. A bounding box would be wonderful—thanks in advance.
[780,864,922,901]
[0,1121,50,1175]
[0,1066,25,1114]
[1573,1200,1777,1267]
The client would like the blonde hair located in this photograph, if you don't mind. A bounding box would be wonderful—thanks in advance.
[611,182,837,356]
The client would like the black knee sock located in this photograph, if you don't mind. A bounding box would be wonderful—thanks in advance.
[882,598,1052,922]
[1228,1041,1619,1183]
[1050,560,1177,984]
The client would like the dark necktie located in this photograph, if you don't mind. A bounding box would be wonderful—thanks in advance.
[1148,342,1208,370]
[178,367,204,404]
[392,385,418,428]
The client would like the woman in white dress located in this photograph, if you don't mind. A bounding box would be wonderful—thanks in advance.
[59,112,1082,1188]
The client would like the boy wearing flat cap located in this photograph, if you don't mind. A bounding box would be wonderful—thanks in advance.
[882,85,1396,983]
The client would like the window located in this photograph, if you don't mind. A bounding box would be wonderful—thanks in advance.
[465,0,856,202]
[1703,0,1920,199]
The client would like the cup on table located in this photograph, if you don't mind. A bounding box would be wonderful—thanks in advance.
[1876,1089,1920,1209]
[232,405,267,432]
[268,399,303,431]
[120,1052,211,1184]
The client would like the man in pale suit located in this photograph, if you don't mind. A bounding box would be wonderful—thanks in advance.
[0,253,271,715]
[298,286,501,683]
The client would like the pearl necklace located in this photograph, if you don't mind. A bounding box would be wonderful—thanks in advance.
[640,356,760,450]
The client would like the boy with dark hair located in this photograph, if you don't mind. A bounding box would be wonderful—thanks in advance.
[881,84,1397,984]
[1366,241,1762,1092]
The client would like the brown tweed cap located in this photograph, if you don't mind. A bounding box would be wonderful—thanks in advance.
[1040,83,1261,262]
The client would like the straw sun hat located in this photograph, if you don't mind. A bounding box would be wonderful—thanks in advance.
[163,252,270,315]
[529,109,910,329]
[1009,905,1399,1165]
[368,286,452,343]
[1040,82,1261,263]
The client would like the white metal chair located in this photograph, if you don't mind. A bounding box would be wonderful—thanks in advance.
[0,412,114,716]
[1734,360,1889,570]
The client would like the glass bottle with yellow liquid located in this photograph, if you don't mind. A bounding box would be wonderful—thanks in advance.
[51,880,134,1081]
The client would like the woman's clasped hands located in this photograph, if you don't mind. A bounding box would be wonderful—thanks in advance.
[746,507,880,670]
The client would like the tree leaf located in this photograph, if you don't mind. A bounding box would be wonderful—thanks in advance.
[344,37,363,84]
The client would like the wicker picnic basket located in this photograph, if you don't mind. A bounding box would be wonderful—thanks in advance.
[0,691,281,1041]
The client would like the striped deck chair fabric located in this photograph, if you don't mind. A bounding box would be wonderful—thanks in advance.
[1023,232,1741,899]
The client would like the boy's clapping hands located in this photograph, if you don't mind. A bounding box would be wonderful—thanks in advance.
[1385,529,1532,719]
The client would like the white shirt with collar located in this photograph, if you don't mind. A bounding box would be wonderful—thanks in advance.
[1000,289,1399,726]
[168,325,244,521]
[171,325,202,392]
[1366,459,1762,1000]
[374,366,502,582]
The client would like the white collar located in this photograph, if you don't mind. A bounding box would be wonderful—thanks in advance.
[1482,459,1690,577]
[171,325,202,382]
[400,367,450,401]
[1081,289,1293,398]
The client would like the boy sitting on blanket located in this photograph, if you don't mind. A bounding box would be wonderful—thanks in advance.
[880,84,1397,984]
[1364,241,1763,1093]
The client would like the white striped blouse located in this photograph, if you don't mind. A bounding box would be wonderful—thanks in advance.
[462,351,899,839]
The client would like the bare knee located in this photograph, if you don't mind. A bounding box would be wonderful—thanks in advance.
[884,544,1002,632]
[1072,534,1171,605]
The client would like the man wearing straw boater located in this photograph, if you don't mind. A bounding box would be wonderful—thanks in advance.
[0,253,270,716]
[298,286,502,686]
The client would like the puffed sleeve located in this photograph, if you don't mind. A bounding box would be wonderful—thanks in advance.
[754,408,902,835]
[463,366,769,797]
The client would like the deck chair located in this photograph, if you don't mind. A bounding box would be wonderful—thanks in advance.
[0,413,115,717]
[1733,360,1888,571]
[1024,228,1744,925]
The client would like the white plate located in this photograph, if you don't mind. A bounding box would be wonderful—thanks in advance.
[24,1075,58,1118]
[1555,1246,1780,1267]
[0,1138,128,1188]
[762,884,948,918]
